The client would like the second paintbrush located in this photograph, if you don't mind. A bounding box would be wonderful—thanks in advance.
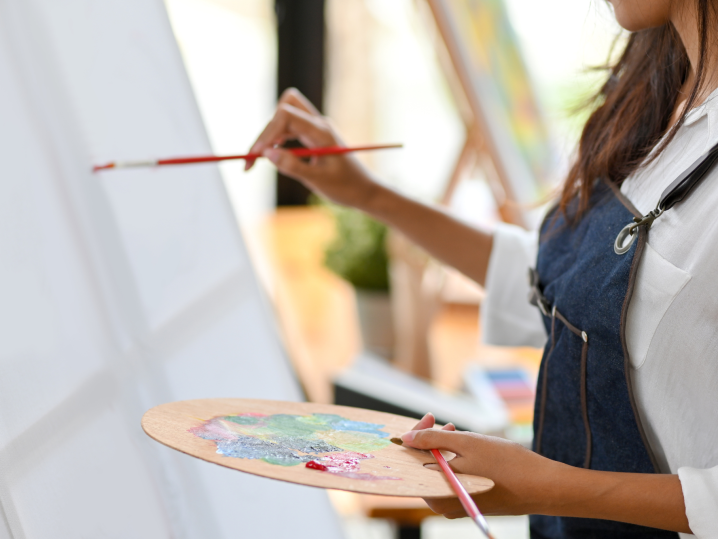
[93,143,402,172]
[390,436,495,539]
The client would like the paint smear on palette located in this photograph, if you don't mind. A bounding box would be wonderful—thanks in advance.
[189,413,400,481]
[305,451,399,481]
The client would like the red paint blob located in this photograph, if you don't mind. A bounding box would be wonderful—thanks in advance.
[304,451,400,481]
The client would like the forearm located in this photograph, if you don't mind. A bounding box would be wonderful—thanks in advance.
[362,182,493,286]
[539,463,691,533]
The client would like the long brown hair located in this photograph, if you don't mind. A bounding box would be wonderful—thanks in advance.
[560,0,715,220]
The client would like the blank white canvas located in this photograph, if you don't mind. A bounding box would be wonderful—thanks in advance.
[0,0,343,537]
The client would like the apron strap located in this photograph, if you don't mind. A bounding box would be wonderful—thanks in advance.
[614,139,718,254]
[659,140,718,211]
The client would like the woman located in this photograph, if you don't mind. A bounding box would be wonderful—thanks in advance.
[247,1,717,536]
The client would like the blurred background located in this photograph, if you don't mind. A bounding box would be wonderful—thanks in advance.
[161,0,622,538]
[0,0,628,537]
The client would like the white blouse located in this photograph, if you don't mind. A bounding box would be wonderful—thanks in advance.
[482,91,718,538]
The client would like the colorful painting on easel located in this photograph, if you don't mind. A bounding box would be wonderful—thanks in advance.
[445,0,551,184]
[190,413,400,480]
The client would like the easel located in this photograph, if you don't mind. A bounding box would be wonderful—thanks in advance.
[389,0,550,380]
[440,124,525,226]
[440,124,526,226]
[427,0,540,228]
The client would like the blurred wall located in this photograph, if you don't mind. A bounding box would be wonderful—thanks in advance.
[326,0,466,205]
[165,0,278,229]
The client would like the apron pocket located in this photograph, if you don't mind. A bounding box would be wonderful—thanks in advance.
[625,242,690,369]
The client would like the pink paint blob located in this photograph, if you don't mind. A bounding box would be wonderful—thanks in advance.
[305,451,400,481]
[189,419,236,441]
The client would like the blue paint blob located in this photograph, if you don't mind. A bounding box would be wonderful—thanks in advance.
[189,412,394,471]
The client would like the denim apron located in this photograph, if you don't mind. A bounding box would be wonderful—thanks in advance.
[526,143,718,538]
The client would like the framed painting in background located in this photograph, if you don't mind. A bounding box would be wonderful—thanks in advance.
[427,0,553,227]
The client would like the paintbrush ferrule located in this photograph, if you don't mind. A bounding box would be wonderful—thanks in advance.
[114,159,159,168]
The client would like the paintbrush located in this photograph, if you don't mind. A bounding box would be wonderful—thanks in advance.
[92,143,403,172]
[391,437,495,539]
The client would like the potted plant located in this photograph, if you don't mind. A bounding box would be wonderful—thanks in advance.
[322,202,395,359]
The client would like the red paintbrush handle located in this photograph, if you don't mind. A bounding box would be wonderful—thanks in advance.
[287,144,403,157]
[93,143,403,172]
[158,144,402,164]
[430,449,494,539]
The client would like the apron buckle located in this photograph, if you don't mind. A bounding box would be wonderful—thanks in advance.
[614,207,662,255]
[528,268,551,315]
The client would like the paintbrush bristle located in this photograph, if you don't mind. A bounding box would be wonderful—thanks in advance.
[390,437,403,446]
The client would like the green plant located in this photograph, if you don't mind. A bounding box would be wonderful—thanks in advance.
[320,201,390,292]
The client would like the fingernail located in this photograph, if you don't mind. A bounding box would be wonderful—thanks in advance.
[264,149,280,164]
[401,430,417,443]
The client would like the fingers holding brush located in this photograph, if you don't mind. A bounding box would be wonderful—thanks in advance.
[245,87,335,171]
[244,88,381,209]
[409,412,457,433]
[280,87,322,117]
[399,427,563,517]
[247,104,334,165]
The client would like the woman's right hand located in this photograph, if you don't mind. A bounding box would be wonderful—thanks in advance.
[251,92,495,287]
[246,88,379,210]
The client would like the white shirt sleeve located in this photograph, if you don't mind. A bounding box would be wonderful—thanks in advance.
[481,222,546,348]
[678,466,718,538]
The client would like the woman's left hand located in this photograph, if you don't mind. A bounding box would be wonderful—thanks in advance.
[405,415,691,532]
[404,414,561,518]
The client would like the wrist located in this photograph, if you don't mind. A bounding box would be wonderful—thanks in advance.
[524,458,576,516]
[358,179,395,219]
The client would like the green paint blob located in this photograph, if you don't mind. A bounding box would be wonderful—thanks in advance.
[265,414,326,437]
[225,415,261,426]
[317,430,391,453]
[192,412,392,466]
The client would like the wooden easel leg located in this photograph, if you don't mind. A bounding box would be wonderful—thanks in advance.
[388,231,442,380]
[440,126,479,206]
[478,150,526,226]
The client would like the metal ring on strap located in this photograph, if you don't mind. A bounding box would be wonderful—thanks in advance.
[614,224,636,255]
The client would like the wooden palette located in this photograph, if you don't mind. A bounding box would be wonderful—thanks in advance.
[142,399,494,498]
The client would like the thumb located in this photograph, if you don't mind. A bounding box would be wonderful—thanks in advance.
[400,428,466,455]
[264,148,311,179]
